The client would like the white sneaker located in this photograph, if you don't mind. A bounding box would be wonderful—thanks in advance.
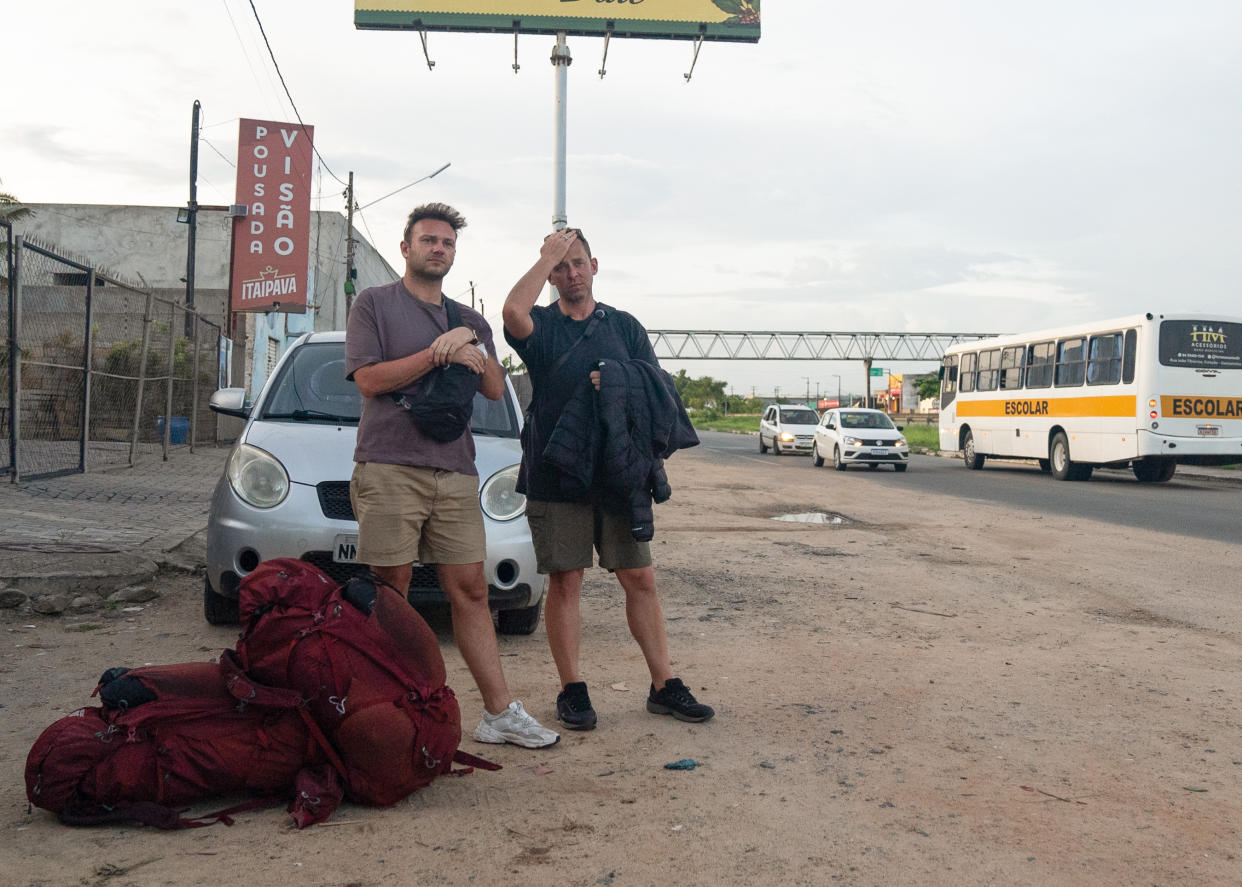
[473,700,561,748]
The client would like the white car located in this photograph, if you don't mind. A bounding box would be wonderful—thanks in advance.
[811,408,910,472]
[758,404,820,455]
[205,331,546,633]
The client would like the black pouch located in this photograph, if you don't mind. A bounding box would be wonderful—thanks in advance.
[390,297,477,442]
[396,363,478,442]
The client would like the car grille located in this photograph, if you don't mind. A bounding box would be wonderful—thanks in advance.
[301,551,441,591]
[317,481,355,521]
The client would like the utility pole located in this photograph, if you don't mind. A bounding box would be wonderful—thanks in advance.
[469,280,475,309]
[344,171,356,318]
[183,99,200,337]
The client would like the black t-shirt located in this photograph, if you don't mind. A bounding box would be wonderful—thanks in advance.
[505,301,658,501]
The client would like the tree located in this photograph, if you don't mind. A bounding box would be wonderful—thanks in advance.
[915,373,940,402]
[671,369,728,411]
[0,180,33,221]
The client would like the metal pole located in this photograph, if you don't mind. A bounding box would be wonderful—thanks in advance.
[10,236,23,482]
[552,32,571,233]
[163,302,176,461]
[184,100,200,337]
[128,293,154,467]
[80,268,94,472]
[864,358,873,408]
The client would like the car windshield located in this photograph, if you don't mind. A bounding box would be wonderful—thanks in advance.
[259,341,520,438]
[781,409,819,425]
[839,411,895,430]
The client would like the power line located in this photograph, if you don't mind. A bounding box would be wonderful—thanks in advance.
[246,0,347,187]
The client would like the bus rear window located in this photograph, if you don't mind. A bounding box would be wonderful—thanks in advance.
[1159,321,1242,370]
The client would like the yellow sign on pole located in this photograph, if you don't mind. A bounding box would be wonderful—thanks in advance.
[356,0,761,42]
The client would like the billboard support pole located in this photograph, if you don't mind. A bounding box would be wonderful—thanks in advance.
[551,31,571,233]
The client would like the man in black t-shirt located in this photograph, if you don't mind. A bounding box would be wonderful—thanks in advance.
[503,227,714,732]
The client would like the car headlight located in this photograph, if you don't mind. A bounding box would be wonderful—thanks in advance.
[480,464,525,522]
[780,431,795,442]
[896,438,908,448]
[226,443,289,509]
[843,436,863,446]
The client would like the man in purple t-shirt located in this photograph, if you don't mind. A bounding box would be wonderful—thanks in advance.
[345,202,557,749]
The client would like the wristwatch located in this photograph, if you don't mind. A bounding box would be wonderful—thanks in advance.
[466,328,479,345]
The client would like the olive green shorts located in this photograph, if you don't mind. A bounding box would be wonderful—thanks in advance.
[349,462,484,566]
[525,499,652,573]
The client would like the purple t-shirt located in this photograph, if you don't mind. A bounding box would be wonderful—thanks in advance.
[345,279,496,476]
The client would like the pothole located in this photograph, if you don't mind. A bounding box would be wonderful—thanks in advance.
[771,511,851,525]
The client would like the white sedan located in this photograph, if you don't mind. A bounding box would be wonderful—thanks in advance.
[811,408,910,472]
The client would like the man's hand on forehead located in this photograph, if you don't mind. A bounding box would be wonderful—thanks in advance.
[540,228,578,263]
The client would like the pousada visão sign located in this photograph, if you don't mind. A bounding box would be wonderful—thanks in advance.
[355,0,760,43]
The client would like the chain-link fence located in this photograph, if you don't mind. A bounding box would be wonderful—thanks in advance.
[3,227,223,481]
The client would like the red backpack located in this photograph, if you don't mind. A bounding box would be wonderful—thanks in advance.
[24,660,343,829]
[233,558,496,807]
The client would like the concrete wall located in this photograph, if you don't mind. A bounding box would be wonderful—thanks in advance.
[13,204,398,400]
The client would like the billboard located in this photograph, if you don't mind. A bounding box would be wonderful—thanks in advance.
[355,0,760,43]
[230,118,315,314]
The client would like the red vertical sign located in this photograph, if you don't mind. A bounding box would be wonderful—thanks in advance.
[230,118,314,313]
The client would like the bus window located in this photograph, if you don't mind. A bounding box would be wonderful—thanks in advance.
[1122,329,1137,383]
[1000,346,1024,390]
[977,349,1000,391]
[1025,341,1054,388]
[960,352,977,393]
[940,356,958,407]
[1086,333,1122,385]
[1055,337,1086,387]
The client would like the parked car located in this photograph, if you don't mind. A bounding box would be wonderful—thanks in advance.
[204,331,546,633]
[811,408,909,471]
[758,404,820,455]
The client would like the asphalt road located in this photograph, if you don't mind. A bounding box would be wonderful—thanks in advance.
[693,429,1242,543]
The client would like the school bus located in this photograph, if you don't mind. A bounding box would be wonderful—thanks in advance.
[938,313,1242,482]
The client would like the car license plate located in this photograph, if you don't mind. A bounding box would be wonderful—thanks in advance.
[333,535,359,563]
[1197,425,1220,437]
[870,448,888,455]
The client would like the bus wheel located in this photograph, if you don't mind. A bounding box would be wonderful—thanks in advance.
[1050,432,1091,481]
[962,429,985,470]
[1133,457,1176,483]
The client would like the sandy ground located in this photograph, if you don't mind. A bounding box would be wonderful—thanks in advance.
[2,449,1239,887]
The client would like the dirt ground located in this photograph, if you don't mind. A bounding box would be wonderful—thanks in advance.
[2,449,1239,887]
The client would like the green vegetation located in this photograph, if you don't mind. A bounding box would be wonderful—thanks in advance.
[901,424,939,450]
[689,413,764,434]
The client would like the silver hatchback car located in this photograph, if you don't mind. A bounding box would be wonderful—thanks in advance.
[205,331,546,633]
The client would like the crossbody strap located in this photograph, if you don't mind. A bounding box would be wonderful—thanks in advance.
[528,309,605,415]
[391,296,465,410]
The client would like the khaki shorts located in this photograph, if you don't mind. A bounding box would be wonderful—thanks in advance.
[349,462,484,566]
[525,499,652,573]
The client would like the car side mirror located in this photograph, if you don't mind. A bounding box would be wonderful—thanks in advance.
[209,387,250,419]
[896,425,904,432]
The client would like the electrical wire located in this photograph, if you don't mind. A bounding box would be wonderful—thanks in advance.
[246,0,347,187]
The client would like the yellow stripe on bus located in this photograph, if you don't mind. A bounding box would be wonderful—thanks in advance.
[1161,396,1242,419]
[956,395,1137,418]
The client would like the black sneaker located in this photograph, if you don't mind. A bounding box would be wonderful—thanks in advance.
[556,681,597,730]
[646,678,715,723]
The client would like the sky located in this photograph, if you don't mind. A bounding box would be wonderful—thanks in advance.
[5,1,1241,401]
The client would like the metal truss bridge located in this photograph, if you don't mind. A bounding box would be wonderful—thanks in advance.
[646,330,1000,363]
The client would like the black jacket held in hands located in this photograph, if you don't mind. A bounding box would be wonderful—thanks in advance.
[543,359,699,541]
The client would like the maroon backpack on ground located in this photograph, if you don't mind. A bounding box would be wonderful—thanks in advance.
[233,558,497,807]
[24,660,343,829]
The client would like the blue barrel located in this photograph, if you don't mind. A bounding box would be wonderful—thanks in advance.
[156,416,189,444]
